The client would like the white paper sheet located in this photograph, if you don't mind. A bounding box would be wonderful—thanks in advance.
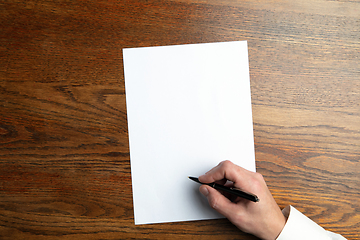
[123,41,256,225]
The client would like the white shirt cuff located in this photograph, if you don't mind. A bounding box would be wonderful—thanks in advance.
[276,205,346,240]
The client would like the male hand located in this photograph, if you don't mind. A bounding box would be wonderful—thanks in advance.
[198,160,286,240]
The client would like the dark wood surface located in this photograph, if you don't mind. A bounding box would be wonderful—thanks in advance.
[1,0,359,239]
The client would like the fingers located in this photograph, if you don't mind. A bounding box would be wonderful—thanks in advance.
[199,185,240,218]
[199,160,252,185]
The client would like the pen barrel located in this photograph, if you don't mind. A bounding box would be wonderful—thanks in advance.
[212,184,259,202]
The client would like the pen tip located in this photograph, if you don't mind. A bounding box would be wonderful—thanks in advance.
[188,176,201,183]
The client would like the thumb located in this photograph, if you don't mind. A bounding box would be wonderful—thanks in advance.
[199,185,236,218]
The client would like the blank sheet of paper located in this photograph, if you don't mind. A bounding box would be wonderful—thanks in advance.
[123,41,255,225]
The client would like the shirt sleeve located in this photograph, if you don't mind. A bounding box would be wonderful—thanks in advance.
[276,205,347,240]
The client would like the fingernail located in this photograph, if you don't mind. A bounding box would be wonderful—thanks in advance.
[199,186,209,196]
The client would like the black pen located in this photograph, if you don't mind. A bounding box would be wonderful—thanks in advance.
[188,176,259,202]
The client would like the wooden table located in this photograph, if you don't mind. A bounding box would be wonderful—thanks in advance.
[1,0,359,239]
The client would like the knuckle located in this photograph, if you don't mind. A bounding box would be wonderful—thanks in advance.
[208,195,219,210]
[254,172,264,181]
[220,160,232,168]
[252,172,266,190]
[210,198,218,210]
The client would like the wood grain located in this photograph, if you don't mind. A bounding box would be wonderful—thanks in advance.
[1,0,359,239]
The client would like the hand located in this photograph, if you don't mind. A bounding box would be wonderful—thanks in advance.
[198,160,286,240]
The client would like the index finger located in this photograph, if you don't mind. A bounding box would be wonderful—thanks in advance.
[198,160,253,184]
